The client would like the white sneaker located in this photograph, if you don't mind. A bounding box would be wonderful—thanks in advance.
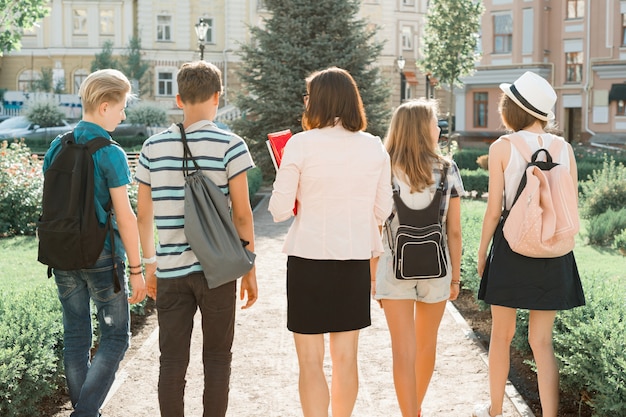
[472,403,503,417]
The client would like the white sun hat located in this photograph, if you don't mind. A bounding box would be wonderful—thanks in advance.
[500,71,556,121]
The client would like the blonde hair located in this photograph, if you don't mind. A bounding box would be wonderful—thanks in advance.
[79,69,132,114]
[384,99,446,193]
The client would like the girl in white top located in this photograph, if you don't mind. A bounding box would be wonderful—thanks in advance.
[375,99,464,417]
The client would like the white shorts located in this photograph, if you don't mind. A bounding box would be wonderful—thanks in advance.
[375,244,451,303]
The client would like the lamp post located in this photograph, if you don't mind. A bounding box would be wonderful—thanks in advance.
[396,56,405,104]
[194,18,209,61]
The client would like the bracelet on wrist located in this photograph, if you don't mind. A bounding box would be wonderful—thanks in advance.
[129,271,143,276]
[142,255,157,264]
[128,264,142,270]
[451,280,461,285]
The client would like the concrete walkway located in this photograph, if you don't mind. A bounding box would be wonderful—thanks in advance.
[94,194,535,416]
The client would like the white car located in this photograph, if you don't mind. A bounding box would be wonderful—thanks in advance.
[0,116,74,141]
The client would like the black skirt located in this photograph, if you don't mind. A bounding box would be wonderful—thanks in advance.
[287,256,371,334]
[478,218,585,310]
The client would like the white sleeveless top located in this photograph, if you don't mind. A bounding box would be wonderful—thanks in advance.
[502,130,571,210]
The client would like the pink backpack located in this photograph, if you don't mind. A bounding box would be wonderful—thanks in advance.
[502,134,579,258]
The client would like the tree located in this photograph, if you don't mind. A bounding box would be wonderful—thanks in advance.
[91,40,119,72]
[0,0,49,55]
[33,67,53,92]
[233,0,390,177]
[418,0,483,152]
[120,36,150,96]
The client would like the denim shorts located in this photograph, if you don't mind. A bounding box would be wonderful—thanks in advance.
[375,244,451,303]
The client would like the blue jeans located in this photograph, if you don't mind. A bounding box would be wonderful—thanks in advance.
[156,273,236,417]
[54,253,130,417]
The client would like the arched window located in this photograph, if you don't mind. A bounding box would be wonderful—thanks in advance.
[17,70,42,92]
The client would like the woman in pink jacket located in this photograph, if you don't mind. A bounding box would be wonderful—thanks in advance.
[269,67,392,417]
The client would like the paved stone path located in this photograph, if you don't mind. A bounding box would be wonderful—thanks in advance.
[58,194,535,417]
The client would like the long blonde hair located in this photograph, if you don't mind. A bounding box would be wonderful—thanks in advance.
[384,99,446,193]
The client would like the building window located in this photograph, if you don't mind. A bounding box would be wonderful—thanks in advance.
[566,0,585,19]
[401,26,413,50]
[100,10,114,35]
[622,13,626,46]
[473,92,488,127]
[618,100,625,116]
[402,0,416,6]
[565,52,583,83]
[493,14,513,54]
[157,72,174,96]
[203,18,214,44]
[74,69,89,94]
[157,15,172,41]
[18,70,41,92]
[73,9,88,35]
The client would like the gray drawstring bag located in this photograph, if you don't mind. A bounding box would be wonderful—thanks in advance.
[179,123,255,289]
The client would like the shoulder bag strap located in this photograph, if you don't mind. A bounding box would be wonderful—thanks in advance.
[178,123,201,177]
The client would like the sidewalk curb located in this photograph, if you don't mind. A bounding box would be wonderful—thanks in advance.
[446,302,536,417]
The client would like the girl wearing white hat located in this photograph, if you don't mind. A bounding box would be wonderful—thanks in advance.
[473,71,585,417]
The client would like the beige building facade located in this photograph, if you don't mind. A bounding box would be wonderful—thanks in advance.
[458,0,626,144]
[0,0,430,122]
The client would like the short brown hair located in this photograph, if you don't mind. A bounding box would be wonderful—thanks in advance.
[499,93,547,132]
[79,69,131,114]
[177,61,223,104]
[302,67,367,132]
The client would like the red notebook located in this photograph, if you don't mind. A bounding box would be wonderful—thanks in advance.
[266,129,297,215]
[266,129,292,170]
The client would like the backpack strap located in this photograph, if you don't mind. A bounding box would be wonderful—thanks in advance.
[547,135,565,163]
[503,133,533,162]
[86,136,121,293]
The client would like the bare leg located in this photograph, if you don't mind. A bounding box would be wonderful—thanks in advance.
[487,306,517,416]
[528,310,559,417]
[329,330,360,417]
[381,299,419,417]
[414,300,446,411]
[293,333,329,417]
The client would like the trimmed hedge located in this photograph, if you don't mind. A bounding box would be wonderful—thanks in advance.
[453,147,489,170]
[459,169,489,197]
[0,286,64,417]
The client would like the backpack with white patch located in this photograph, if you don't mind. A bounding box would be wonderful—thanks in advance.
[502,133,579,258]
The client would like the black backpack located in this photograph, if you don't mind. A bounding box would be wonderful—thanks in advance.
[386,164,449,280]
[37,131,121,292]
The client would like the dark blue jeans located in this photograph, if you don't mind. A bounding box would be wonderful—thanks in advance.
[156,273,236,417]
[54,253,129,417]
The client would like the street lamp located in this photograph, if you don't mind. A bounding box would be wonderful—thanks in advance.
[396,56,405,104]
[194,18,210,61]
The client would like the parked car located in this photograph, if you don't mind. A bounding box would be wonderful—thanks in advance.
[0,115,12,123]
[0,116,74,141]
[110,122,149,138]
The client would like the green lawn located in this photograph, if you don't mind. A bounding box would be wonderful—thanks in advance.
[1,199,624,292]
[0,236,55,292]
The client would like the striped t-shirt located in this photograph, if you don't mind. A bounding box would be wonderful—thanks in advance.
[134,120,254,279]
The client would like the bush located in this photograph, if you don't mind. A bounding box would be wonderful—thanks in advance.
[0,286,64,417]
[579,157,626,218]
[0,141,43,236]
[25,100,65,128]
[247,166,263,201]
[614,228,626,254]
[460,169,489,197]
[126,102,168,127]
[586,208,626,246]
[453,147,489,170]
[553,275,626,415]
